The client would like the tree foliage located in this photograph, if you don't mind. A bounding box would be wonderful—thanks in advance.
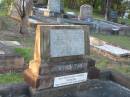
[64,0,126,16]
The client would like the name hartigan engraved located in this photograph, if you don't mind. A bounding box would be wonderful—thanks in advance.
[40,62,88,74]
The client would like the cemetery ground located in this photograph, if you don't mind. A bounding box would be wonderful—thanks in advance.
[0,17,34,84]
[91,33,130,76]
[0,17,130,85]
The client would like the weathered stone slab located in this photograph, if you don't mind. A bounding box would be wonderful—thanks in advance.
[29,80,130,97]
[40,61,89,75]
[94,44,130,57]
[0,50,5,55]
[24,25,100,93]
[0,41,21,47]
[79,4,93,20]
[0,55,24,73]
[24,58,98,90]
[1,71,130,97]
[50,29,85,57]
[47,0,61,13]
[90,36,130,57]
[0,83,29,97]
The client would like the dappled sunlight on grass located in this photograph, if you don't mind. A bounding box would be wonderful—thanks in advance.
[0,73,23,84]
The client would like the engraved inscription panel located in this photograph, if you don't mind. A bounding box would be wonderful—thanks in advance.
[50,29,85,57]
[54,73,88,87]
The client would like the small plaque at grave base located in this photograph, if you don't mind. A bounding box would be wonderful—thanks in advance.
[54,73,88,87]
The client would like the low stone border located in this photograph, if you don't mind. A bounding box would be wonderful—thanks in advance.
[0,66,25,73]
[0,55,25,73]
[100,70,130,89]
[0,70,130,97]
[91,46,130,62]
[0,83,29,97]
[90,37,130,62]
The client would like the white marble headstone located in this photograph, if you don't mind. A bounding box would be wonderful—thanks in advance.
[79,4,93,20]
[0,50,5,55]
[47,0,61,13]
[50,29,85,57]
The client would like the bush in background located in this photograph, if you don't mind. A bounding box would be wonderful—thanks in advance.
[15,48,32,63]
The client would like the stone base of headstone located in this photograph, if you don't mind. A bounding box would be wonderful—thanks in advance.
[29,80,99,97]
[79,4,93,20]
[43,10,51,17]
[35,8,60,17]
[24,59,100,92]
[44,10,61,17]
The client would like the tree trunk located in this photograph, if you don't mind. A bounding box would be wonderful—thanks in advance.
[0,20,2,30]
[105,0,109,20]
[19,16,28,35]
[101,0,106,15]
[68,0,78,9]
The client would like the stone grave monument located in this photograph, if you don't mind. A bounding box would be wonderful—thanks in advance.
[43,0,64,16]
[47,0,64,14]
[24,25,100,97]
[79,4,93,21]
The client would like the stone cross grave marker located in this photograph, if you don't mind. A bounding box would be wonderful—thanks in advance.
[24,25,100,97]
[79,4,93,20]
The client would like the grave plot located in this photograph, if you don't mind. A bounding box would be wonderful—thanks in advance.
[93,20,130,36]
[90,37,130,62]
[0,40,25,73]
[24,25,100,97]
[79,4,93,21]
[1,71,130,97]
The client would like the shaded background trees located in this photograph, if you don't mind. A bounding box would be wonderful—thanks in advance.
[0,0,127,17]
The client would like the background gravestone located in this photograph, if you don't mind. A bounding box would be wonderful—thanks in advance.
[79,4,93,20]
[109,10,118,22]
[47,0,61,13]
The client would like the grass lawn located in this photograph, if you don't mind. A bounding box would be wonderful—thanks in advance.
[91,34,130,50]
[91,50,130,76]
[93,12,105,20]
[0,73,23,84]
[0,8,8,16]
[118,17,130,25]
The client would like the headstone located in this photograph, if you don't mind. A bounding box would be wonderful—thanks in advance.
[47,0,61,13]
[24,25,100,97]
[79,4,93,20]
[123,11,129,19]
[109,10,118,22]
